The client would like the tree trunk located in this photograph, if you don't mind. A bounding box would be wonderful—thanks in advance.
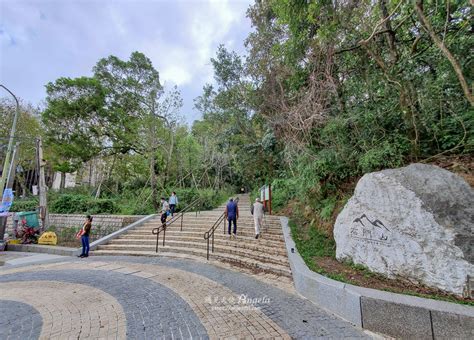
[60,172,66,191]
[163,127,175,184]
[88,161,93,187]
[150,151,158,211]
[149,108,159,211]
[37,138,49,231]
[379,0,398,64]
[414,0,473,106]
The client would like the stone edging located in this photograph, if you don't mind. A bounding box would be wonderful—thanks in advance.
[280,216,474,339]
[6,244,78,256]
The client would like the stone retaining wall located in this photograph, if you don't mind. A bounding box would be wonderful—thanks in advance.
[49,214,146,228]
[5,214,145,235]
[280,217,474,339]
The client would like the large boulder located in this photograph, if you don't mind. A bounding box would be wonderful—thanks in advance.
[334,163,473,297]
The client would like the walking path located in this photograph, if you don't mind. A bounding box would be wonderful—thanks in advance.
[0,255,375,339]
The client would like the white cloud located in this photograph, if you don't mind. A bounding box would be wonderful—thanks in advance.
[160,65,192,86]
[0,0,253,124]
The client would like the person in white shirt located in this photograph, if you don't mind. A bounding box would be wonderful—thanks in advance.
[251,198,265,239]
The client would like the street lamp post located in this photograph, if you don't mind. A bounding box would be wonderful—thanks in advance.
[0,84,20,197]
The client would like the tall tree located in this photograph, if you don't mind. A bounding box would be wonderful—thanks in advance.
[43,77,106,187]
[94,52,181,209]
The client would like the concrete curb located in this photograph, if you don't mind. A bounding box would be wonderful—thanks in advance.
[89,214,157,251]
[280,216,474,339]
[6,244,78,256]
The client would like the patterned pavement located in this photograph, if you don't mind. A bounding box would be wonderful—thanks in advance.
[0,255,373,339]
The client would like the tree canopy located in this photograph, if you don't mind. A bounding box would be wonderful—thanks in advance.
[2,0,472,216]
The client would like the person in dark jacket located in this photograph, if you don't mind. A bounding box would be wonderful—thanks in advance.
[79,215,92,258]
[225,198,239,239]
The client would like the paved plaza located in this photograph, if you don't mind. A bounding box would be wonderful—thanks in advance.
[0,255,374,339]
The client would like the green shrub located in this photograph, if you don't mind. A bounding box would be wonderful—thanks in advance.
[358,140,408,173]
[271,178,298,209]
[87,199,119,214]
[50,194,89,213]
[318,197,337,221]
[130,203,155,215]
[10,199,38,212]
[50,194,118,214]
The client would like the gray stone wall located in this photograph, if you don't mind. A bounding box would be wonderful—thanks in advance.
[5,214,145,235]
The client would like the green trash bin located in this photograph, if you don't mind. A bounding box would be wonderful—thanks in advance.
[17,211,40,228]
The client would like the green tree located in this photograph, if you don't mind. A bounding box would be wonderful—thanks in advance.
[94,52,182,209]
[43,76,107,188]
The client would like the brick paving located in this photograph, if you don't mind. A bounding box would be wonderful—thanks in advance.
[0,280,127,339]
[0,256,372,339]
[0,300,42,340]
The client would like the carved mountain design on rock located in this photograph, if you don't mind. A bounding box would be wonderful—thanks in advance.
[350,214,390,242]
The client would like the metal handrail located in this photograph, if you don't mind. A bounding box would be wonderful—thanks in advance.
[152,197,202,252]
[203,197,239,260]
[203,212,226,260]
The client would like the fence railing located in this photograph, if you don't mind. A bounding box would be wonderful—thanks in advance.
[203,197,239,260]
[152,197,202,252]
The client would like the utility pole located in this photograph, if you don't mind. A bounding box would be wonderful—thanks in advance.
[0,85,20,246]
[0,143,19,243]
[6,143,19,189]
[37,137,49,230]
[0,84,20,199]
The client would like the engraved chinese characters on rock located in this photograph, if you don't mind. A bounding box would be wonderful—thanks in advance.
[350,214,391,246]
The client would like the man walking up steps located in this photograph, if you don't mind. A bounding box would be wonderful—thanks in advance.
[251,198,264,239]
[225,197,239,239]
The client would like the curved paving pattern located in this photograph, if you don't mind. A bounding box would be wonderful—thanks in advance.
[0,300,42,340]
[0,256,372,339]
[0,271,207,339]
[95,256,371,339]
[0,281,126,339]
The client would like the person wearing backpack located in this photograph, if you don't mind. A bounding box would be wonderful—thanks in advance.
[160,197,170,225]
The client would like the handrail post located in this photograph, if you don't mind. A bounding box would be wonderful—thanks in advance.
[223,216,225,234]
[180,214,183,231]
[155,230,159,252]
[206,238,210,260]
[212,230,214,253]
[163,225,166,246]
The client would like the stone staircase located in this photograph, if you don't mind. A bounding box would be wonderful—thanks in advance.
[93,194,292,277]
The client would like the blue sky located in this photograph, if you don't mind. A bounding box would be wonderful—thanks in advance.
[0,0,253,124]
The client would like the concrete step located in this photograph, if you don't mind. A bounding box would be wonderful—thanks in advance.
[119,233,286,246]
[144,218,282,226]
[98,242,289,267]
[92,249,292,278]
[123,229,285,241]
[109,237,288,257]
[141,219,282,227]
[134,226,285,237]
[92,194,291,277]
